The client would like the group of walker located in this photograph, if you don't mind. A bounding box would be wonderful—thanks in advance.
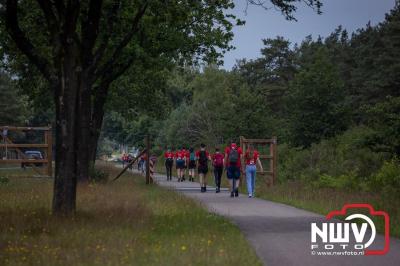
[164,141,263,198]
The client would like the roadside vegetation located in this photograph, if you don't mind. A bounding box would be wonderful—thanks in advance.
[0,164,261,266]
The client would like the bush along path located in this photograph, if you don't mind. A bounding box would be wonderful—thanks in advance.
[148,171,400,266]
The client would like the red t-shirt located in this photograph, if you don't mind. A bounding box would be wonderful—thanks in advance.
[212,153,224,167]
[245,150,259,165]
[225,146,242,167]
[175,151,185,160]
[185,150,190,159]
[164,151,174,159]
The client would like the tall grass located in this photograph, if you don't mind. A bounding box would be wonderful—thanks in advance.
[256,179,400,238]
[0,163,261,266]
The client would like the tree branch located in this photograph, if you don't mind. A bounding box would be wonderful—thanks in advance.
[5,0,54,81]
[95,2,148,79]
[81,0,104,68]
[90,0,121,74]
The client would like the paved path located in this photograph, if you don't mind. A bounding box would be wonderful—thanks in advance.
[148,171,400,266]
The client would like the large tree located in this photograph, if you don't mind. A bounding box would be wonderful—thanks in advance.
[1,0,322,215]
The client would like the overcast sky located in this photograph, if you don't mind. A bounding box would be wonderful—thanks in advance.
[222,0,396,69]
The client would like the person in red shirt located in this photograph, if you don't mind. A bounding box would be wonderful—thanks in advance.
[224,141,243,197]
[164,147,174,181]
[196,143,211,192]
[187,147,196,182]
[175,147,186,182]
[244,144,264,198]
[212,147,224,193]
[182,147,189,181]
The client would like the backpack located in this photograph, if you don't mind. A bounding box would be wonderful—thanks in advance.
[229,148,239,164]
[213,154,224,167]
[190,152,196,161]
[198,150,208,166]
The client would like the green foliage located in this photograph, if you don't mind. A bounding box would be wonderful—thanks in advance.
[369,159,400,199]
[0,71,29,125]
[313,173,361,191]
[89,167,110,184]
[276,126,390,187]
[96,138,117,158]
[287,47,349,147]
[0,176,10,185]
[364,96,400,156]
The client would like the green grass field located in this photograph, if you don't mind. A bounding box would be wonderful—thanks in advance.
[0,163,261,266]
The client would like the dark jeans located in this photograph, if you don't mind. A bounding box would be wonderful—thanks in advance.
[165,159,173,180]
[214,166,223,189]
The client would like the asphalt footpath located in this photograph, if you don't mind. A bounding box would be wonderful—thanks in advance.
[149,171,400,266]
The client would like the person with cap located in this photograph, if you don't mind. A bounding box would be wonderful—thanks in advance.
[224,140,243,197]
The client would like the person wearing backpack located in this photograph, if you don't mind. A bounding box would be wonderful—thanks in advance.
[196,143,211,192]
[212,147,224,193]
[244,144,264,198]
[164,147,174,181]
[188,147,196,182]
[181,147,188,181]
[225,141,243,197]
[175,147,186,182]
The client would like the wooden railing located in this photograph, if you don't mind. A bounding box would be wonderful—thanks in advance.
[0,126,53,177]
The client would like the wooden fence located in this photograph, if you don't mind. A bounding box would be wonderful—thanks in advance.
[240,136,277,186]
[0,126,53,177]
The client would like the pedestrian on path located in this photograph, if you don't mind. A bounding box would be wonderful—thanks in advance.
[244,144,263,198]
[183,147,190,181]
[225,141,243,197]
[212,147,224,193]
[175,147,186,182]
[188,147,196,182]
[196,143,211,192]
[164,147,174,181]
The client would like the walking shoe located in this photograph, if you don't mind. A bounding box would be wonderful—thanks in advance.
[216,188,220,193]
[248,194,252,198]
[235,189,239,197]
[230,191,234,197]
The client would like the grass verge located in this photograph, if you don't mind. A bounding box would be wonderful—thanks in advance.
[256,180,400,238]
[0,163,261,266]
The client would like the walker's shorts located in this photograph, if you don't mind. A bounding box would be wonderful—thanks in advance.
[198,165,208,175]
[176,159,185,169]
[227,165,241,180]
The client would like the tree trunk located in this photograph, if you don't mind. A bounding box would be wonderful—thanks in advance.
[76,76,91,183]
[52,46,80,216]
[88,85,109,165]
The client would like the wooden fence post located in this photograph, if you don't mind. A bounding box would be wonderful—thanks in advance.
[45,128,53,177]
[272,136,277,186]
[145,135,150,184]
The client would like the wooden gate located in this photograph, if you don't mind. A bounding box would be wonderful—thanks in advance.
[240,136,277,186]
[0,126,53,177]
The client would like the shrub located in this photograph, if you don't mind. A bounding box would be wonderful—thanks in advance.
[313,172,360,191]
[0,176,9,185]
[369,159,400,200]
[276,126,389,187]
[89,167,109,184]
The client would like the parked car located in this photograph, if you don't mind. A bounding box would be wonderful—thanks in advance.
[21,150,44,168]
